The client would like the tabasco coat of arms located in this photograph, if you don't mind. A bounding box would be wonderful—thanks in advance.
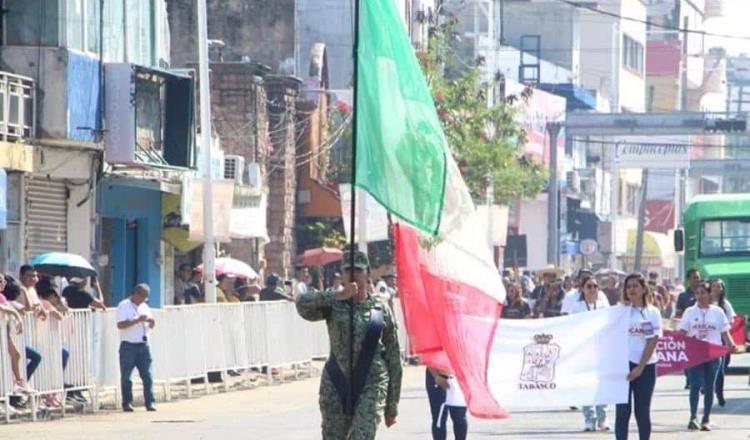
[519,333,560,389]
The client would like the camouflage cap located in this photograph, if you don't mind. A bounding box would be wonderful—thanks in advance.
[341,250,369,269]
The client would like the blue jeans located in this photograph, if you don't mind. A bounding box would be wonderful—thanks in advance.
[582,404,607,425]
[688,358,720,423]
[615,363,656,440]
[119,342,154,407]
[62,347,69,371]
[25,346,42,379]
[426,369,467,440]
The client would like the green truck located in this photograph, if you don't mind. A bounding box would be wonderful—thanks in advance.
[676,193,750,316]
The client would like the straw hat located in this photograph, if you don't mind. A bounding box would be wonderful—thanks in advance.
[535,264,565,277]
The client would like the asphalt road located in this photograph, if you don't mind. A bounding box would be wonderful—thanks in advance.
[4,366,750,439]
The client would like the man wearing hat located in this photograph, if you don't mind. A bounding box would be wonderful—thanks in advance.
[63,277,105,310]
[529,265,565,310]
[296,249,402,440]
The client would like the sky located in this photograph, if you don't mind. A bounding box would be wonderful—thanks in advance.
[704,1,750,56]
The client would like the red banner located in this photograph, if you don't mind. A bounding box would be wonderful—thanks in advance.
[656,331,732,377]
[730,315,747,348]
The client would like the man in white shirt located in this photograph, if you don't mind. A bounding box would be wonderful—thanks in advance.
[116,283,156,412]
[293,266,311,298]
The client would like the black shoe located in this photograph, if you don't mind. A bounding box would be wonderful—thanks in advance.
[146,405,157,412]
[717,397,726,407]
[122,404,134,412]
[688,418,700,431]
[701,422,712,431]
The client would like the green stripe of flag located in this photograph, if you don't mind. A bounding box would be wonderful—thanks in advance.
[355,0,447,235]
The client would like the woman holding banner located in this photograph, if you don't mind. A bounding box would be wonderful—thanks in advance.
[425,368,468,440]
[615,273,662,440]
[678,282,737,431]
[710,279,735,407]
[566,274,611,432]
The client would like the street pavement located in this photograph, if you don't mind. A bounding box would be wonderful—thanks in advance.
[3,364,750,439]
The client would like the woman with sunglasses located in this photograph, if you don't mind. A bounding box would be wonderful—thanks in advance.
[615,273,662,440]
[564,273,611,431]
[678,281,737,431]
[708,279,735,407]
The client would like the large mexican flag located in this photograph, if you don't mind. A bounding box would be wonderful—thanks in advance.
[355,0,507,418]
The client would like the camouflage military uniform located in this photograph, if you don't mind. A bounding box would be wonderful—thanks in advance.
[296,290,402,440]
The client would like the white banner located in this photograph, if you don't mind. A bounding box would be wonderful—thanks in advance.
[339,184,390,243]
[487,306,629,409]
[475,204,509,246]
[188,179,235,242]
[614,142,689,169]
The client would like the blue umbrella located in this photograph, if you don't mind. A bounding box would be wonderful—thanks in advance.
[30,252,98,278]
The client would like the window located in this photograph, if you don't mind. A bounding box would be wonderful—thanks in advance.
[17,0,155,65]
[622,35,644,76]
[701,218,750,257]
[4,0,60,46]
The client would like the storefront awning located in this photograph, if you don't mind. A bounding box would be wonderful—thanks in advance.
[623,229,675,269]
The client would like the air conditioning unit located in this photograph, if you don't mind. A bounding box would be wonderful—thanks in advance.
[247,162,262,187]
[224,155,245,184]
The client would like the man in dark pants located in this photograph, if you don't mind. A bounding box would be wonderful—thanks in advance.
[116,283,156,412]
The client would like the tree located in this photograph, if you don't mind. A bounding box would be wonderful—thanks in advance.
[418,17,548,203]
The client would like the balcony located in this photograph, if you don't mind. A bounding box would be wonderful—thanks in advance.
[105,64,196,168]
[0,72,35,142]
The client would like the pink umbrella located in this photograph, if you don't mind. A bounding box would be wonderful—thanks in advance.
[296,247,343,267]
[196,257,259,279]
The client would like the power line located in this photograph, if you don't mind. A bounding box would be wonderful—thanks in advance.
[556,0,750,41]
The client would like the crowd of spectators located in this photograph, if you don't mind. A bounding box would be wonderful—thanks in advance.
[500,266,685,321]
[173,262,399,306]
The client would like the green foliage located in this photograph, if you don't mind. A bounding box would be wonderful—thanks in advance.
[295,219,347,253]
[418,18,548,203]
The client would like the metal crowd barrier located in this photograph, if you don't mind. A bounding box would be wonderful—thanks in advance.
[0,299,406,423]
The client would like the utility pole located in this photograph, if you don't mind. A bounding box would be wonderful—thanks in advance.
[547,122,562,266]
[634,168,649,273]
[197,0,217,302]
[675,16,690,280]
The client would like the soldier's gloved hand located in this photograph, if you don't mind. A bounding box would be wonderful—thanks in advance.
[385,414,397,428]
[335,283,358,302]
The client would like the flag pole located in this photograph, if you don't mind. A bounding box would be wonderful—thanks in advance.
[347,0,362,417]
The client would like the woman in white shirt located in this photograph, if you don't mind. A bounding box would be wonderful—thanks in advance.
[678,282,737,431]
[567,274,610,432]
[615,273,662,440]
[709,279,735,407]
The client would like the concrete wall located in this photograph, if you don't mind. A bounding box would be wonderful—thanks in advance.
[167,0,295,72]
[1,47,69,139]
[501,2,578,73]
[578,0,646,112]
[208,63,269,267]
[617,0,647,112]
